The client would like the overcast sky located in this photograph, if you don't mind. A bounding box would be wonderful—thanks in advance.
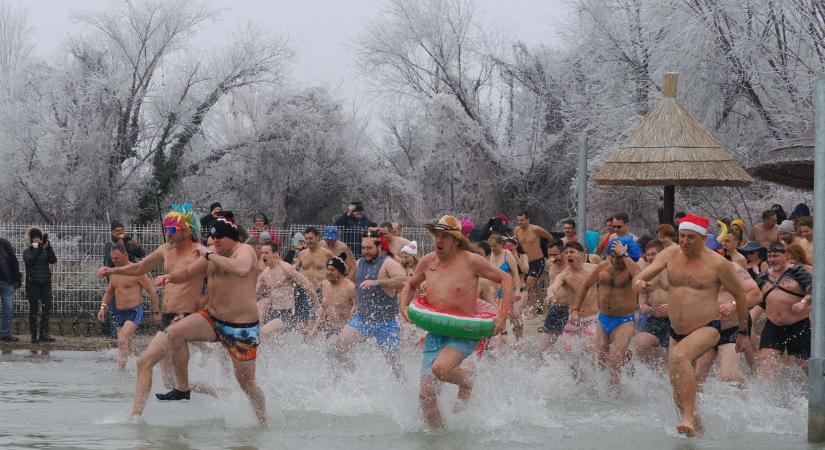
[24,0,571,123]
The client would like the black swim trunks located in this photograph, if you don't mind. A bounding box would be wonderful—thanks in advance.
[263,308,297,329]
[538,305,569,335]
[759,318,810,360]
[159,312,191,332]
[642,316,671,348]
[670,320,721,343]
[717,315,752,348]
[527,258,546,278]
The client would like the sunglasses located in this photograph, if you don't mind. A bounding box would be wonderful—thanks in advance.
[165,225,181,235]
[612,225,624,229]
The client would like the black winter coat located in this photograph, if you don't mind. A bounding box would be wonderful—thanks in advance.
[23,245,56,284]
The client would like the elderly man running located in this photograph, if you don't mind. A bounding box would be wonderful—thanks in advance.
[633,214,749,437]
[97,204,209,421]
[400,215,511,430]
[161,213,267,425]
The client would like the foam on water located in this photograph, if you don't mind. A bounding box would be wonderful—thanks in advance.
[0,333,818,449]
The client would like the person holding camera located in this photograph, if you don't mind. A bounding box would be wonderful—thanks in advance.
[23,227,57,343]
[104,221,145,268]
[0,236,21,342]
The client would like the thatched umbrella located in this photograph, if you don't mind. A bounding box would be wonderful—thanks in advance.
[594,72,752,223]
[749,127,814,190]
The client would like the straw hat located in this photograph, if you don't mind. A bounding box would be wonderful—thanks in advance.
[425,215,466,243]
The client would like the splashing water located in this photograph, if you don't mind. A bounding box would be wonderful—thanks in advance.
[0,332,817,450]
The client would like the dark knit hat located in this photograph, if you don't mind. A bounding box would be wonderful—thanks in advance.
[110,220,124,230]
[327,255,347,275]
[209,202,222,211]
[210,212,239,241]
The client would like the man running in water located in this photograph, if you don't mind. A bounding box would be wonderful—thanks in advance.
[256,240,318,338]
[96,204,209,420]
[321,226,356,279]
[161,213,267,425]
[633,214,749,436]
[538,241,570,353]
[309,256,356,340]
[295,227,333,327]
[631,240,671,368]
[570,237,641,389]
[97,244,159,370]
[329,229,406,378]
[514,212,553,320]
[400,215,511,430]
[752,241,812,377]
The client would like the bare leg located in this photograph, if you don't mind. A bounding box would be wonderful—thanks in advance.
[231,358,267,426]
[694,347,717,386]
[510,291,527,341]
[668,327,719,437]
[539,333,559,359]
[430,347,473,413]
[383,351,404,380]
[757,348,781,380]
[716,344,745,386]
[607,322,635,390]
[595,325,610,371]
[328,326,365,372]
[117,322,138,371]
[419,375,443,430]
[631,332,664,369]
[131,332,169,418]
[166,314,216,392]
[260,318,286,337]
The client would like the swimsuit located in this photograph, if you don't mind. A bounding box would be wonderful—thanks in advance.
[111,303,144,328]
[597,313,635,336]
[347,313,401,355]
[496,260,513,298]
[538,304,569,335]
[527,258,545,278]
[421,332,478,375]
[159,312,191,332]
[759,318,811,360]
[641,316,671,348]
[717,315,752,348]
[197,309,260,362]
[669,320,721,343]
[262,308,297,329]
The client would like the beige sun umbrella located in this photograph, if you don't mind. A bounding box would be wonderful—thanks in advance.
[749,127,814,190]
[594,72,752,223]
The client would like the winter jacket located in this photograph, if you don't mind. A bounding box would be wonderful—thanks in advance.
[23,227,56,284]
[0,238,21,286]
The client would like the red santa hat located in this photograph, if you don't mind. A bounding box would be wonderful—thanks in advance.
[678,214,710,236]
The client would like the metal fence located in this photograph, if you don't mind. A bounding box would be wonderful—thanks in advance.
[0,222,434,317]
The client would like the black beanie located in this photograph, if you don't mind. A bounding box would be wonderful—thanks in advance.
[110,220,124,230]
[210,213,240,241]
[209,202,222,211]
[327,256,347,275]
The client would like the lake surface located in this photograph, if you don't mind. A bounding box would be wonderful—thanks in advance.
[0,333,818,450]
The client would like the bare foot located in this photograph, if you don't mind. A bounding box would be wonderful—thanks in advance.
[676,417,697,437]
[452,383,473,413]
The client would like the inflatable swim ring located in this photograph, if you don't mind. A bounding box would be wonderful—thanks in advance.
[407,296,498,340]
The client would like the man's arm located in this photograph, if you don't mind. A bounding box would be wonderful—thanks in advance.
[199,245,256,277]
[286,264,321,310]
[544,271,567,305]
[166,256,208,284]
[138,274,160,313]
[97,284,114,321]
[294,250,304,270]
[533,225,553,240]
[633,245,674,290]
[398,254,430,321]
[716,258,749,330]
[571,265,600,314]
[471,253,513,334]
[98,246,165,278]
[376,258,406,290]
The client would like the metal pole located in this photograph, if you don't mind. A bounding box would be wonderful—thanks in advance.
[577,135,587,249]
[810,77,825,442]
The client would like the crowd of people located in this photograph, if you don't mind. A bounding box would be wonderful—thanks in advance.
[0,199,816,436]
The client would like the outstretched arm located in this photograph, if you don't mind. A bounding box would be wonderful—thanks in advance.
[398,256,429,322]
[98,246,165,278]
[633,245,674,292]
[286,264,321,311]
[571,265,600,318]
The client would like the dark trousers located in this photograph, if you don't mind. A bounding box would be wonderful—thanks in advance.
[26,281,52,336]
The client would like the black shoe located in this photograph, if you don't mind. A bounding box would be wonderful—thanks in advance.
[31,335,39,344]
[0,335,20,342]
[155,388,190,401]
[39,335,55,343]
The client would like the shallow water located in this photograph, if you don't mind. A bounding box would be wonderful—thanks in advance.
[0,334,819,450]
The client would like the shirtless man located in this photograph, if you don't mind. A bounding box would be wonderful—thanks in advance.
[329,229,407,378]
[295,227,334,325]
[513,212,553,316]
[399,215,511,430]
[752,241,812,377]
[631,240,671,367]
[309,256,356,340]
[96,205,208,420]
[161,214,267,425]
[256,241,318,337]
[778,220,804,249]
[695,261,761,387]
[751,209,780,248]
[97,245,159,370]
[391,222,403,238]
[379,222,411,257]
[321,226,356,280]
[633,214,749,437]
[797,216,814,264]
[537,241,570,352]
[561,219,577,244]
[571,238,641,389]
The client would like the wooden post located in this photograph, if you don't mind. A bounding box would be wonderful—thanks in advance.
[663,185,675,225]
[663,72,678,98]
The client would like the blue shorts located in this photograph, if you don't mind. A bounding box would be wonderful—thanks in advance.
[111,304,144,328]
[597,313,635,336]
[348,314,400,355]
[421,332,479,375]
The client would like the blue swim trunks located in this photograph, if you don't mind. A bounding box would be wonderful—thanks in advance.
[421,332,479,375]
[111,303,144,328]
[348,313,400,355]
[597,313,635,336]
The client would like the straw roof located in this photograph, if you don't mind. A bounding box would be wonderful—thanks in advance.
[749,127,814,190]
[594,73,753,187]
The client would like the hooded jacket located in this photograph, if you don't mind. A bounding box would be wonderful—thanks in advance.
[22,227,57,284]
[0,238,20,286]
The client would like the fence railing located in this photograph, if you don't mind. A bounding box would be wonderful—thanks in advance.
[0,222,434,317]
